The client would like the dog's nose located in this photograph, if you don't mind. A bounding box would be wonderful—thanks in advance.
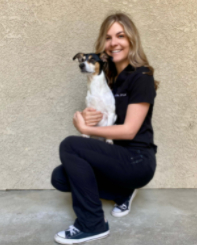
[79,63,85,69]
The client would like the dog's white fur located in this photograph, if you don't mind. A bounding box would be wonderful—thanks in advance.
[82,61,117,144]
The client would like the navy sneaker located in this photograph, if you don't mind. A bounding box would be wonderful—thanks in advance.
[111,189,138,217]
[54,221,110,244]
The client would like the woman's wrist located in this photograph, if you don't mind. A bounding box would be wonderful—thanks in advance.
[81,125,90,135]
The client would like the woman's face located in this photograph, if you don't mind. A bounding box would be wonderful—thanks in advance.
[105,22,130,67]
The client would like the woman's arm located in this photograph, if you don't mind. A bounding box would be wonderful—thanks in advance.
[82,102,150,140]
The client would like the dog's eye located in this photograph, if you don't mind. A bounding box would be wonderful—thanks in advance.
[78,57,86,62]
[89,58,95,63]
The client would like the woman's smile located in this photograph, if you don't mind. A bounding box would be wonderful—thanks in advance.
[111,50,122,53]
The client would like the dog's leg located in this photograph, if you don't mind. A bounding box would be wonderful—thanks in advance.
[106,113,117,144]
[106,139,113,144]
[82,134,90,138]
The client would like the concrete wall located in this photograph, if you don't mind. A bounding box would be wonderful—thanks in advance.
[0,0,196,189]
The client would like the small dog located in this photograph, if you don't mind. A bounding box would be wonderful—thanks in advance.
[73,52,117,144]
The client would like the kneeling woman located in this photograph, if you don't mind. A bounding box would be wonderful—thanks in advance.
[51,12,158,245]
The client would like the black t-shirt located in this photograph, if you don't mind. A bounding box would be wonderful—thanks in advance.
[112,64,158,154]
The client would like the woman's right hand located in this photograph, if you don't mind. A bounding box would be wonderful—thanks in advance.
[81,107,103,126]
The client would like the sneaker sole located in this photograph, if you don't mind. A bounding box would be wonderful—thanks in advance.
[54,230,110,244]
[111,189,138,217]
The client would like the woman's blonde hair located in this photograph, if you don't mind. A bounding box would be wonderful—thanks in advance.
[94,12,159,90]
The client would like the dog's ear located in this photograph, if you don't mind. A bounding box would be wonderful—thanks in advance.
[73,53,84,62]
[99,52,113,63]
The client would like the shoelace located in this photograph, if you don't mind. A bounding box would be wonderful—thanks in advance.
[115,203,127,210]
[67,225,80,236]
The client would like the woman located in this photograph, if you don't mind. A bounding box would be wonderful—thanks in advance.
[52,12,159,244]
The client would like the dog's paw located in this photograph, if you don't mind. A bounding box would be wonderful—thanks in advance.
[82,134,90,138]
[106,139,113,144]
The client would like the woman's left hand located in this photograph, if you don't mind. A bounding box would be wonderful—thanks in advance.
[73,111,87,133]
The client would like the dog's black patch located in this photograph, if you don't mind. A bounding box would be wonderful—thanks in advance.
[85,53,102,62]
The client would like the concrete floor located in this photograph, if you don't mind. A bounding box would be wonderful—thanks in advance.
[0,189,196,245]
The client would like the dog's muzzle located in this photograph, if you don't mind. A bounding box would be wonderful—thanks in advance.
[79,63,85,69]
[79,63,87,72]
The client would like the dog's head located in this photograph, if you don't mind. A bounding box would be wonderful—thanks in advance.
[73,52,113,75]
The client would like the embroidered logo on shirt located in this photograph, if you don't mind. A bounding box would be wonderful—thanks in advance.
[114,93,127,97]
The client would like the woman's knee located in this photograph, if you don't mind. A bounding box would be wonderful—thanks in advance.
[59,135,79,153]
[51,165,61,188]
[51,165,66,189]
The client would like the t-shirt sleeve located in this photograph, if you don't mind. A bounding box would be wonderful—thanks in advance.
[128,73,156,104]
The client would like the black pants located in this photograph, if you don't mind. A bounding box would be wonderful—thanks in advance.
[51,136,156,233]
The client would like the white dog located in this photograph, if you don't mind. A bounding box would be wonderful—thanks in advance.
[73,52,117,144]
